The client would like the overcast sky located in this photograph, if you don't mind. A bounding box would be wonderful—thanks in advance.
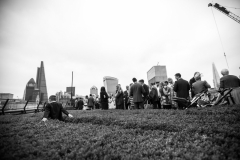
[0,0,239,98]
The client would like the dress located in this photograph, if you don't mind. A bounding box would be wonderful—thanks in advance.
[108,98,115,109]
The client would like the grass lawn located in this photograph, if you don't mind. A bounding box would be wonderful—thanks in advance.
[0,105,240,160]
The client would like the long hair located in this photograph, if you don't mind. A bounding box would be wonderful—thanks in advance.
[100,86,106,92]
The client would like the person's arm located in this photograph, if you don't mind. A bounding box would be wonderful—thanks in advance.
[42,104,51,121]
[130,87,133,97]
[61,104,73,117]
[173,82,177,92]
[142,86,146,95]
[105,93,109,99]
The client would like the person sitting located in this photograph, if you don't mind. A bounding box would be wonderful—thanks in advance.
[192,73,211,95]
[42,95,73,122]
[218,69,240,104]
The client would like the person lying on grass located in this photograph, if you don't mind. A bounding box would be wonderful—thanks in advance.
[42,95,73,122]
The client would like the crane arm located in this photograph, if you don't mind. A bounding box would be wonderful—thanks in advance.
[208,3,240,24]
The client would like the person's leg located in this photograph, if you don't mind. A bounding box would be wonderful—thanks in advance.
[153,101,157,109]
[134,102,139,109]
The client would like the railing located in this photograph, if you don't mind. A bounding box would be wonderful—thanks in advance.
[0,99,46,115]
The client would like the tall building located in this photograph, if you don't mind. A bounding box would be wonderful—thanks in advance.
[23,61,48,102]
[23,78,36,101]
[147,66,167,85]
[212,63,220,89]
[90,86,98,96]
[36,61,48,102]
[66,87,75,96]
[103,76,118,95]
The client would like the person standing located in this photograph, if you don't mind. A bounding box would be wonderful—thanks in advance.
[76,97,84,110]
[42,95,73,122]
[123,86,130,110]
[149,83,159,109]
[100,87,109,110]
[129,78,145,109]
[168,78,178,109]
[87,94,95,110]
[115,84,124,109]
[139,79,149,109]
[173,73,190,109]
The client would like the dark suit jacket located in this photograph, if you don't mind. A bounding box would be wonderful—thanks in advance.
[130,83,145,103]
[142,84,149,98]
[220,75,240,89]
[88,97,95,106]
[43,102,69,121]
[173,78,190,99]
[115,90,124,105]
[192,81,211,95]
[77,100,84,109]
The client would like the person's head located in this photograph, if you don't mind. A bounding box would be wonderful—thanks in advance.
[49,95,56,102]
[221,69,229,76]
[175,73,181,80]
[164,81,168,85]
[168,78,173,84]
[126,86,129,90]
[101,86,106,92]
[139,79,144,85]
[90,94,92,97]
[85,95,88,99]
[194,72,200,77]
[194,72,201,81]
[132,78,137,83]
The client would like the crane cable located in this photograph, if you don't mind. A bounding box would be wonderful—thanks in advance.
[210,7,229,69]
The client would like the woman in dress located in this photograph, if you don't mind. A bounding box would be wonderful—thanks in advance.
[100,87,109,110]
[168,78,178,109]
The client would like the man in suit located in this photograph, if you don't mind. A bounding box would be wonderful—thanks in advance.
[130,78,145,109]
[173,73,190,109]
[189,72,200,99]
[218,69,240,104]
[220,69,240,89]
[123,86,129,109]
[139,79,149,109]
[76,97,84,110]
[42,95,73,122]
[88,94,95,110]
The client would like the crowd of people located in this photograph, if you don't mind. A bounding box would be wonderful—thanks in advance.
[42,68,240,121]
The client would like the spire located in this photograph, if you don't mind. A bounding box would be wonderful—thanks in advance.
[212,63,220,89]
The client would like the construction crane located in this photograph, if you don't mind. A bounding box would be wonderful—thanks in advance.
[208,3,240,24]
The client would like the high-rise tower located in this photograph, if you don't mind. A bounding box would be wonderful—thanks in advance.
[212,63,220,89]
[36,61,48,101]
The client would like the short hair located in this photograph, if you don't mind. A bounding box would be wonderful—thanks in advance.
[90,94,92,96]
[175,73,181,78]
[132,78,137,82]
[139,79,144,83]
[164,81,169,84]
[49,95,56,101]
[221,69,229,76]
[194,72,200,76]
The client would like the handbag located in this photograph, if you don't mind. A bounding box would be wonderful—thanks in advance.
[144,100,153,109]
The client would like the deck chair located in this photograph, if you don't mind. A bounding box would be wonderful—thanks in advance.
[213,88,235,106]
